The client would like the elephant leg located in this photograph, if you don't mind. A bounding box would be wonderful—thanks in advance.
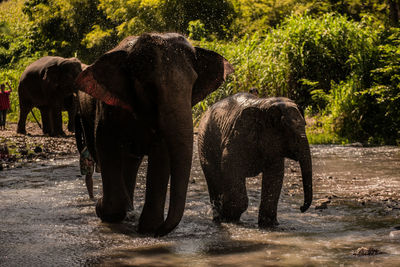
[124,157,142,211]
[39,107,51,135]
[138,141,170,234]
[17,103,33,134]
[258,158,285,228]
[50,106,65,136]
[96,146,137,223]
[218,162,248,222]
[67,108,75,132]
[201,158,224,221]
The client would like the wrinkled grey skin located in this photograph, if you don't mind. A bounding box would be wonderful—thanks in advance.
[17,56,86,136]
[197,93,312,227]
[75,33,233,236]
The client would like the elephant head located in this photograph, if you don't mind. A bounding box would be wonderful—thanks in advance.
[75,33,233,235]
[264,99,312,212]
[239,97,312,213]
[42,57,84,96]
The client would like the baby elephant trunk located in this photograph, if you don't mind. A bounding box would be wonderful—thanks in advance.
[298,137,313,212]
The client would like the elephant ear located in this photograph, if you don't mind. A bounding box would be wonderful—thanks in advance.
[191,47,234,106]
[42,64,60,90]
[266,103,285,130]
[75,50,134,113]
[231,107,265,141]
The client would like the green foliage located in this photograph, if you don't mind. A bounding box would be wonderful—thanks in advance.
[98,0,166,37]
[193,13,400,145]
[22,0,116,63]
[0,0,38,66]
[331,28,400,144]
[230,0,297,35]
[267,13,380,110]
[1,0,400,144]
[194,14,380,113]
[164,0,236,38]
[305,115,348,144]
[97,0,236,39]
[188,20,207,41]
[0,56,43,122]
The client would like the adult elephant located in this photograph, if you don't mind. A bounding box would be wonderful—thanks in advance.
[17,56,87,136]
[197,93,312,227]
[75,33,234,236]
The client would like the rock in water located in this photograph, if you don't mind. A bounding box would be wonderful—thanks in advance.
[352,247,384,256]
[389,230,400,239]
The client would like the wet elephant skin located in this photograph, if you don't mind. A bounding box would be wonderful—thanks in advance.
[197,93,312,227]
[75,33,234,236]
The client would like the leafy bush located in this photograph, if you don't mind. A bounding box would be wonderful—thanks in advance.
[330,28,400,144]
[193,13,400,145]
[263,13,381,110]
[188,20,207,41]
[194,14,380,111]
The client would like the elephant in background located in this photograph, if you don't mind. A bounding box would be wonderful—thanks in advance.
[197,93,312,227]
[75,33,234,236]
[17,56,87,136]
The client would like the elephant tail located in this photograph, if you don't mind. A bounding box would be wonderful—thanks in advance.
[30,110,42,129]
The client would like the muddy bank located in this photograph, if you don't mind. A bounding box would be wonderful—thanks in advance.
[0,122,77,170]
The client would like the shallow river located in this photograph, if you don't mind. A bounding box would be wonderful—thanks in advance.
[1,143,400,266]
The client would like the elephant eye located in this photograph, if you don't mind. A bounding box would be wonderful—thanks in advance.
[292,117,305,129]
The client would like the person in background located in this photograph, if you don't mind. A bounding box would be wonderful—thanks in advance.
[0,82,12,130]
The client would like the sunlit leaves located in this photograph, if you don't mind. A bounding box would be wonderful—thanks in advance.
[82,25,113,49]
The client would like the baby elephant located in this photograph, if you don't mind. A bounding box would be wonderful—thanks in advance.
[197,93,313,227]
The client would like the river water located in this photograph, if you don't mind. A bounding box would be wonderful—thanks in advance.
[1,143,400,266]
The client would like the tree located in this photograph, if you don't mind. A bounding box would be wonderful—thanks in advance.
[22,0,115,63]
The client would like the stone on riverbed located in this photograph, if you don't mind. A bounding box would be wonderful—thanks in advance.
[389,230,400,239]
[352,247,384,256]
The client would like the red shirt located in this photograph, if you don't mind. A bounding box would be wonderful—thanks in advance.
[0,91,10,110]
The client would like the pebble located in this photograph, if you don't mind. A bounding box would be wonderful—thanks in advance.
[315,198,331,210]
[352,247,384,256]
[389,230,400,239]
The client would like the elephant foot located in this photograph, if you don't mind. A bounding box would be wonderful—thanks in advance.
[212,198,246,223]
[49,131,66,137]
[137,223,159,234]
[17,128,26,135]
[95,198,126,223]
[214,215,241,223]
[212,208,241,223]
[137,212,164,234]
[258,216,279,228]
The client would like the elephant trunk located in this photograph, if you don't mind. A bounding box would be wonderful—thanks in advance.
[155,103,193,237]
[298,136,313,212]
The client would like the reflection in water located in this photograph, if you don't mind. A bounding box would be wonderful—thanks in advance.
[0,145,400,266]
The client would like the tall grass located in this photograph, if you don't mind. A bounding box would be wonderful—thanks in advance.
[193,14,381,126]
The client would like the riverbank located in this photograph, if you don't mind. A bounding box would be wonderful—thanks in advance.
[0,122,77,170]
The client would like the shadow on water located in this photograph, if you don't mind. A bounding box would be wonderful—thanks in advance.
[88,215,292,267]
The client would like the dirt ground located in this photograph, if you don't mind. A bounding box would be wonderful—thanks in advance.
[0,122,77,170]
